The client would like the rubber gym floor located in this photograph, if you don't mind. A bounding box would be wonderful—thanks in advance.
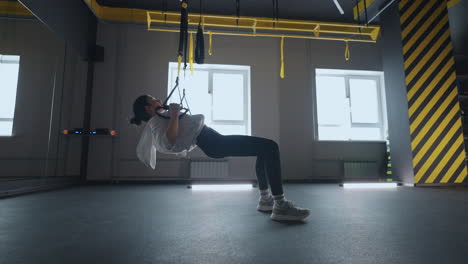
[1,183,467,264]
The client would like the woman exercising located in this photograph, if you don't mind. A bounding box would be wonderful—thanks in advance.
[130,94,310,221]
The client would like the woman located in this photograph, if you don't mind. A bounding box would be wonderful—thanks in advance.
[130,95,310,221]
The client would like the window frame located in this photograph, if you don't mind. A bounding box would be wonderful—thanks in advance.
[167,63,251,135]
[0,54,20,137]
[315,69,387,142]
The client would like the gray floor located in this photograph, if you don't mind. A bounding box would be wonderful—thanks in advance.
[1,184,468,264]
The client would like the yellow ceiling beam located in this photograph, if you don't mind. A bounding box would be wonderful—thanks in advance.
[84,0,379,43]
[148,27,377,43]
[85,0,150,23]
[0,0,32,17]
[148,11,380,43]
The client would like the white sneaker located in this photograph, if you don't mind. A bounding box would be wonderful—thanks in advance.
[271,200,310,221]
[257,197,274,212]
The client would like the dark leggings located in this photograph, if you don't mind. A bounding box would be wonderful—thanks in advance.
[196,125,284,195]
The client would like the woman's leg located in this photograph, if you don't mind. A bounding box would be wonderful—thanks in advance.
[196,126,283,195]
[256,155,269,191]
[196,126,310,221]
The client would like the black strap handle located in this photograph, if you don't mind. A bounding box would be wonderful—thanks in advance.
[156,77,189,119]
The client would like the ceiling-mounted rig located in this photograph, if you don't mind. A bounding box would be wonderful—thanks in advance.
[146,11,380,43]
[145,1,381,77]
[147,7,380,76]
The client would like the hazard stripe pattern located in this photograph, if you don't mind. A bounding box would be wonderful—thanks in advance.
[399,0,467,184]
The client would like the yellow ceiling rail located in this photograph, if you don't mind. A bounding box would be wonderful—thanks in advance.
[0,0,32,17]
[148,27,376,43]
[85,0,147,23]
[147,11,380,43]
[84,0,380,43]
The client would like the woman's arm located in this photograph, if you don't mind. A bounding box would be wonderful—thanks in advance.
[166,103,180,145]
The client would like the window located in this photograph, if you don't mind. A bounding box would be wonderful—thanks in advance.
[0,55,20,136]
[315,69,387,141]
[167,63,251,135]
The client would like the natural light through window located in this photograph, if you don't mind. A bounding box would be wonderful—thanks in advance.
[315,69,387,141]
[213,73,244,121]
[0,55,20,136]
[168,63,251,135]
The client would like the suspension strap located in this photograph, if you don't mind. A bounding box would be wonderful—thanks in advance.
[356,0,362,33]
[178,0,189,74]
[345,40,350,61]
[189,32,194,74]
[364,0,368,26]
[162,0,168,22]
[280,36,285,79]
[236,0,240,26]
[164,77,179,107]
[157,0,190,119]
[195,0,205,64]
[208,31,213,55]
[272,0,279,27]
[195,24,205,63]
[156,77,189,119]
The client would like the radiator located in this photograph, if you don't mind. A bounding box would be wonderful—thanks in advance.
[190,160,229,179]
[344,161,379,178]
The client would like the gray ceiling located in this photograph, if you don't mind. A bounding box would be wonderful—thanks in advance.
[95,0,364,23]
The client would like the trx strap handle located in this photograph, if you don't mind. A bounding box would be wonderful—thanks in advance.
[155,77,190,119]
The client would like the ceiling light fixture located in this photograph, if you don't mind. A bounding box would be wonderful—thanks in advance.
[190,184,253,191]
[342,183,398,189]
[333,0,345,15]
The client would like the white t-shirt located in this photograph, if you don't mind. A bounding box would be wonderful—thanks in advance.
[136,113,205,169]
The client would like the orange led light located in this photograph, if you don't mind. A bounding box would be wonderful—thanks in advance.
[63,130,69,135]
[110,130,117,136]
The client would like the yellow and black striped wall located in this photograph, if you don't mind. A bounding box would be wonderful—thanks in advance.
[399,0,467,184]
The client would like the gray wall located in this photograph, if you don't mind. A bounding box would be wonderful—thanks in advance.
[448,1,468,56]
[0,19,88,177]
[380,2,415,184]
[18,0,97,60]
[89,22,385,181]
[448,1,468,79]
[279,39,385,180]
